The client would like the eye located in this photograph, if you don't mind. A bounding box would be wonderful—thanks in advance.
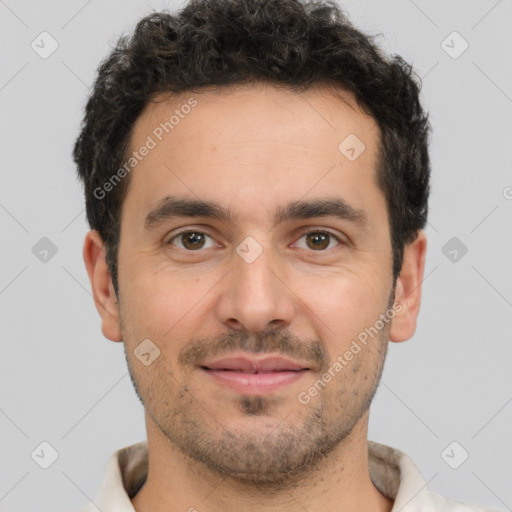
[294,230,342,251]
[166,229,342,252]
[167,230,218,251]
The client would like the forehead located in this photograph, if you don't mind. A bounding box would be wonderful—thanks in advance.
[122,82,382,224]
[137,82,378,152]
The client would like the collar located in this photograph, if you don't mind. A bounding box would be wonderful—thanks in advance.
[80,440,492,512]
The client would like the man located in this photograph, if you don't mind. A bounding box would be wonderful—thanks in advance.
[73,0,495,510]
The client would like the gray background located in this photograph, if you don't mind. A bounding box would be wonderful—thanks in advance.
[1,0,511,510]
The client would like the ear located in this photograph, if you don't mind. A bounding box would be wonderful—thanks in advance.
[82,230,123,342]
[389,230,427,343]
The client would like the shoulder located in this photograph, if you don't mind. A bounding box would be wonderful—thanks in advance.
[368,441,501,512]
[425,490,501,512]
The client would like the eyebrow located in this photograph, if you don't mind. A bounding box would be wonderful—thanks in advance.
[144,195,368,230]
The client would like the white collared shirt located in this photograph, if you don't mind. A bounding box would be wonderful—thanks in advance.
[77,441,497,511]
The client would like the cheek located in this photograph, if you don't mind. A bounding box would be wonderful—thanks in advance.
[120,268,216,350]
[296,270,388,335]
[123,259,190,310]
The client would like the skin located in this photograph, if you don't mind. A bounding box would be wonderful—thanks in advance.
[83,82,426,512]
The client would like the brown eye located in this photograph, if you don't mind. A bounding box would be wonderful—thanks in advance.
[168,231,216,251]
[306,232,329,250]
[296,231,341,251]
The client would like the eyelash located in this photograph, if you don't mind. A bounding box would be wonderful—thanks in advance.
[165,228,344,252]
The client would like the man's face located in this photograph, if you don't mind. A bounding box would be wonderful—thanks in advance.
[113,83,397,482]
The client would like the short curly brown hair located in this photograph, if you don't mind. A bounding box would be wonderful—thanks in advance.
[73,0,430,297]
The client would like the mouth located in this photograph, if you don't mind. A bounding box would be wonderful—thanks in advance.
[199,355,310,395]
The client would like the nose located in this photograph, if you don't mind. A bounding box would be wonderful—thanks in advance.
[215,244,296,333]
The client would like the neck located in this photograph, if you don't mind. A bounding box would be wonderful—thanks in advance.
[131,411,393,512]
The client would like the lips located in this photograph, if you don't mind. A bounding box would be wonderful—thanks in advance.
[199,355,310,395]
[201,356,309,373]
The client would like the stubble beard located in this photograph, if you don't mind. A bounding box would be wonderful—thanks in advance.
[123,332,389,489]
